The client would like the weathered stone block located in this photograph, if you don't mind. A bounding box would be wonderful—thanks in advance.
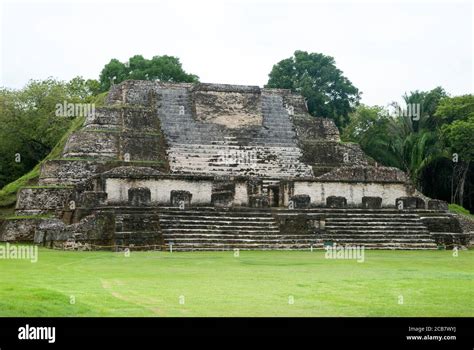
[128,187,151,206]
[249,195,269,208]
[290,194,311,208]
[35,212,115,247]
[428,199,448,211]
[211,191,234,208]
[0,219,41,242]
[396,197,425,209]
[121,133,163,161]
[421,215,463,233]
[170,190,192,207]
[16,187,73,212]
[122,107,160,132]
[279,214,314,234]
[362,196,382,209]
[80,191,108,207]
[39,159,105,185]
[430,232,470,249]
[326,196,347,208]
[62,131,119,159]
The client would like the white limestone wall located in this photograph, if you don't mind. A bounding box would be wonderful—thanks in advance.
[293,182,409,207]
[106,178,213,204]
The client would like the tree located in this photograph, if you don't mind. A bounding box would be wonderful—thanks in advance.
[345,92,473,211]
[343,90,449,188]
[266,50,361,128]
[434,94,474,125]
[437,95,474,206]
[435,95,474,206]
[401,87,448,131]
[0,77,99,188]
[99,55,199,92]
[342,105,402,168]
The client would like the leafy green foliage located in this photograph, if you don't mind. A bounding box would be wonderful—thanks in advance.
[434,94,474,125]
[0,78,96,190]
[441,116,474,163]
[344,91,473,211]
[342,103,445,183]
[99,55,199,92]
[0,116,85,207]
[266,51,361,128]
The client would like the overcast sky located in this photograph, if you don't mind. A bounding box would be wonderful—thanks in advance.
[0,0,472,106]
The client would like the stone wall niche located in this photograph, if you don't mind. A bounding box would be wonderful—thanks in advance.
[396,197,425,209]
[290,194,311,209]
[249,195,269,208]
[326,196,347,208]
[212,179,235,207]
[128,187,151,206]
[170,190,192,207]
[362,196,382,209]
[211,191,234,208]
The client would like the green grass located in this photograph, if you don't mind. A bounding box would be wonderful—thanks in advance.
[449,204,474,219]
[0,248,472,317]
[4,215,53,220]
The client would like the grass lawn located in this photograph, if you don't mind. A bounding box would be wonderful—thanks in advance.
[0,247,472,317]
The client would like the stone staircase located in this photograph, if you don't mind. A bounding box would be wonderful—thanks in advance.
[101,207,445,251]
[156,87,313,178]
[158,207,319,251]
[320,209,438,249]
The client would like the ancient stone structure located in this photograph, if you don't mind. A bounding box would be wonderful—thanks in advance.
[0,81,469,250]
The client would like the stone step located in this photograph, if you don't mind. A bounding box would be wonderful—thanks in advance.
[320,234,433,240]
[325,223,425,227]
[162,233,314,238]
[162,243,436,251]
[325,227,428,232]
[169,167,306,177]
[162,243,321,251]
[324,233,431,238]
[159,222,279,228]
[325,215,421,219]
[158,213,275,219]
[321,237,436,246]
[167,151,304,158]
[162,228,280,233]
[163,237,318,243]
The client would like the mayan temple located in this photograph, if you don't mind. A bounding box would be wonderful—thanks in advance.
[0,81,468,250]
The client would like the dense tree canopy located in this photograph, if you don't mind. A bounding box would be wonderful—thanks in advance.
[343,91,474,210]
[99,55,199,92]
[266,50,361,128]
[0,77,99,188]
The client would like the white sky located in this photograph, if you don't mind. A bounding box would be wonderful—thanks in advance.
[0,0,472,106]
